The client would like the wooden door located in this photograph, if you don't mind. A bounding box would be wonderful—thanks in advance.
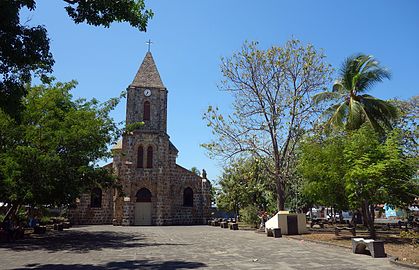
[134,202,152,225]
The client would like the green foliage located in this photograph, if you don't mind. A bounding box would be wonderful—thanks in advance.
[125,121,145,133]
[299,124,417,237]
[64,0,153,31]
[40,216,52,225]
[16,207,27,223]
[0,81,119,208]
[344,125,417,209]
[314,54,398,133]
[299,125,417,211]
[400,231,419,247]
[390,96,418,158]
[0,0,54,119]
[298,132,348,211]
[216,158,276,215]
[190,167,200,176]
[0,0,152,120]
[240,205,260,227]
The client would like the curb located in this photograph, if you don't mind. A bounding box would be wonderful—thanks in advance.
[389,257,419,270]
[285,235,351,250]
[286,236,418,269]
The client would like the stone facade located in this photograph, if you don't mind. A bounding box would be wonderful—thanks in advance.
[69,52,211,226]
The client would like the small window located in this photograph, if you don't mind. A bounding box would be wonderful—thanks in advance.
[136,188,152,202]
[90,188,102,208]
[143,101,150,121]
[183,187,193,207]
[137,145,144,168]
[146,146,153,168]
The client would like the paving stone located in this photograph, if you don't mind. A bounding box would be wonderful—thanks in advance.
[0,225,401,269]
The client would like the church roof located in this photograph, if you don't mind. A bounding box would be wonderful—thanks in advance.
[112,139,122,150]
[169,140,178,154]
[131,52,165,88]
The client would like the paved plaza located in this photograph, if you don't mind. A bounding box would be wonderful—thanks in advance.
[0,225,403,270]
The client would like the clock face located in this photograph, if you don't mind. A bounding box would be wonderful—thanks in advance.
[144,89,151,97]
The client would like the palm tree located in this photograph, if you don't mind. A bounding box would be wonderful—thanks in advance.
[314,54,398,133]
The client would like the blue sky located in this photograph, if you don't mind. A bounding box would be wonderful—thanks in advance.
[23,1,419,182]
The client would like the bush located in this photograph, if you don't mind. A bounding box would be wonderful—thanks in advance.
[400,231,419,247]
[240,205,260,228]
[40,216,52,225]
[16,208,27,224]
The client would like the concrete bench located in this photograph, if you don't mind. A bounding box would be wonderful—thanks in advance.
[352,238,386,258]
[334,226,356,236]
[53,223,63,231]
[229,223,238,230]
[34,225,46,234]
[266,228,282,238]
[210,220,220,227]
[310,219,325,228]
[220,221,228,229]
[62,222,71,229]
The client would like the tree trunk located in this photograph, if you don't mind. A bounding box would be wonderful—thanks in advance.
[339,210,344,224]
[276,176,285,211]
[370,204,375,224]
[361,204,368,227]
[364,200,376,239]
[3,203,18,222]
[350,211,356,227]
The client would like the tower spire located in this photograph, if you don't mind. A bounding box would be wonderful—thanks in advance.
[131,51,165,88]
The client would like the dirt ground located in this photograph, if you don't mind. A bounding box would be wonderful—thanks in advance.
[299,230,418,267]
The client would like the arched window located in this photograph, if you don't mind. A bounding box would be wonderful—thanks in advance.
[137,145,144,168]
[136,188,152,202]
[183,187,193,207]
[90,188,102,208]
[143,101,150,121]
[146,146,153,168]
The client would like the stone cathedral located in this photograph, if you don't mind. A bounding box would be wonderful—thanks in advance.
[69,52,211,225]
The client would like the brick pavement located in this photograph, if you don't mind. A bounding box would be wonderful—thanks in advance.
[0,225,402,269]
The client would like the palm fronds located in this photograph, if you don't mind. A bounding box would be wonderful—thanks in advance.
[315,54,396,133]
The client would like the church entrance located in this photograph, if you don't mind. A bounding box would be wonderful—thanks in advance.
[134,188,152,225]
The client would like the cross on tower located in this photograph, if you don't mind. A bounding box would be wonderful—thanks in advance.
[146,39,153,52]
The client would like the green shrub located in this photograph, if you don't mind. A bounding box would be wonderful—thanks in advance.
[16,208,27,224]
[240,205,260,228]
[400,231,419,247]
[40,216,52,225]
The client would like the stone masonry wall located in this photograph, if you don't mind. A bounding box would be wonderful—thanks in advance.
[169,165,211,225]
[68,188,113,225]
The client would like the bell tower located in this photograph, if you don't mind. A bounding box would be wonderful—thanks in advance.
[126,52,167,133]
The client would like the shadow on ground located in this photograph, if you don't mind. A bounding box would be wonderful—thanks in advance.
[0,230,186,253]
[11,260,206,270]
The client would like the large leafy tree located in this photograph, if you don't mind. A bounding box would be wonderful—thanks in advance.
[314,54,398,133]
[344,125,417,238]
[390,96,418,158]
[203,40,332,211]
[0,0,153,120]
[216,158,276,217]
[298,125,417,238]
[298,132,348,213]
[0,81,119,220]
